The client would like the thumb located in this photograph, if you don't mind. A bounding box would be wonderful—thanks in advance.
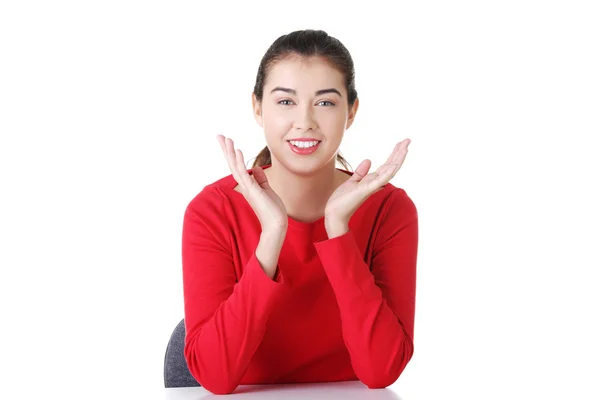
[252,166,271,189]
[348,159,371,183]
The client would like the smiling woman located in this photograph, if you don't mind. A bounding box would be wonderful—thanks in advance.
[250,31,357,174]
[181,29,417,395]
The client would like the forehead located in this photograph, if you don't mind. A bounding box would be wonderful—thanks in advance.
[266,56,345,92]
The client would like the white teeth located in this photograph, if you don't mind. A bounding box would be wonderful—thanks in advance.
[290,140,319,148]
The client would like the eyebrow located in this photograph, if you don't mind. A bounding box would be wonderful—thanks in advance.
[269,86,342,97]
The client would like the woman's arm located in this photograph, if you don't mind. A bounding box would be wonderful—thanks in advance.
[182,190,287,395]
[314,188,418,389]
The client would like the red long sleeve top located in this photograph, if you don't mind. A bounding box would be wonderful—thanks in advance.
[181,164,419,395]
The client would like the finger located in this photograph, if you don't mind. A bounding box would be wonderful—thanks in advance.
[224,138,246,190]
[226,139,254,194]
[221,136,233,168]
[373,162,396,177]
[381,139,410,177]
[391,139,410,165]
[382,163,400,180]
[387,145,408,175]
[384,141,402,164]
[233,147,255,190]
[361,163,396,192]
[236,148,264,194]
[348,159,371,182]
[397,140,409,157]
[378,140,405,172]
[217,135,226,154]
[367,145,397,179]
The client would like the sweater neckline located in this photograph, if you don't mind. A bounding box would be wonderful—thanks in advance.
[224,163,354,231]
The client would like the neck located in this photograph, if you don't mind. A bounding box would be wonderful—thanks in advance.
[264,158,340,221]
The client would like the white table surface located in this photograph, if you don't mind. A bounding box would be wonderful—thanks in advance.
[162,380,403,399]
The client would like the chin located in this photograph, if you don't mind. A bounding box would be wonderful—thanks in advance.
[278,157,337,177]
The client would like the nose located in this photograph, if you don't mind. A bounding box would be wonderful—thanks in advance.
[293,104,317,132]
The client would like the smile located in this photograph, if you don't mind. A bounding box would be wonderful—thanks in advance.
[287,140,321,155]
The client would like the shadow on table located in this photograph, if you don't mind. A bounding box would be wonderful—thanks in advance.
[201,380,403,399]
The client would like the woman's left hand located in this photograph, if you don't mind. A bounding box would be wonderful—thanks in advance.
[324,138,411,226]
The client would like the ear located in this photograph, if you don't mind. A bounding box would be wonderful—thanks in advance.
[252,93,264,128]
[345,97,359,130]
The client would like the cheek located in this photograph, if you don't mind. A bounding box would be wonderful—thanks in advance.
[262,112,292,132]
[321,115,347,137]
[322,110,347,127]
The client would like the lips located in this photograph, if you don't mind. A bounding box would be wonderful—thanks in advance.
[287,140,321,155]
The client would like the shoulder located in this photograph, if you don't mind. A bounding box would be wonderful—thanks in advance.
[185,174,232,218]
[384,184,417,212]
[182,179,234,248]
[367,184,418,252]
[378,184,418,227]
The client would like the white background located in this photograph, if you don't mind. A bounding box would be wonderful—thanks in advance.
[1,1,599,399]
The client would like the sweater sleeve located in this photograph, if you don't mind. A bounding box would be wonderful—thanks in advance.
[313,188,418,389]
[181,188,286,395]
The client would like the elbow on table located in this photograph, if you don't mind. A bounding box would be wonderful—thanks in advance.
[201,380,239,395]
[363,358,415,389]
[363,371,402,389]
[187,363,239,395]
[184,344,239,395]
[362,340,414,389]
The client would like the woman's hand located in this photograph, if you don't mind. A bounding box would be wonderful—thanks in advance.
[324,139,411,228]
[217,135,289,232]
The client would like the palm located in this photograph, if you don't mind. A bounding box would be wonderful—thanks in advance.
[325,179,363,212]
[324,139,411,220]
[217,134,289,230]
[248,167,289,227]
[324,162,385,219]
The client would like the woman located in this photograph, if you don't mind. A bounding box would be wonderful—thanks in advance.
[182,29,417,395]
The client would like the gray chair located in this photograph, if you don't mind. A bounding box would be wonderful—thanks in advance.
[164,318,201,388]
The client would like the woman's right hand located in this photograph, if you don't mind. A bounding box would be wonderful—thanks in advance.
[217,134,289,233]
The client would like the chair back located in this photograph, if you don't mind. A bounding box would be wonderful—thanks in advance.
[164,318,201,388]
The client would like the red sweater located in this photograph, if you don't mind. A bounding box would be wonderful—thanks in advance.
[181,164,419,395]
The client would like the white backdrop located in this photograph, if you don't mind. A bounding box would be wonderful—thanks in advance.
[1,1,599,399]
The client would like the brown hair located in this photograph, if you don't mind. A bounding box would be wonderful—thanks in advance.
[250,29,357,172]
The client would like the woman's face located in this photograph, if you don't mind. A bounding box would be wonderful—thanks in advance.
[253,55,358,173]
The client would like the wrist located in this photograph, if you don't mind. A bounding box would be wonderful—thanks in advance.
[261,226,287,242]
[324,218,349,238]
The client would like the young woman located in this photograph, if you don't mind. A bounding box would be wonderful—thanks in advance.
[181,29,417,395]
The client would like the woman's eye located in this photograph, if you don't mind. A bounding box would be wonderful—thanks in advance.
[277,100,335,106]
[318,100,335,106]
